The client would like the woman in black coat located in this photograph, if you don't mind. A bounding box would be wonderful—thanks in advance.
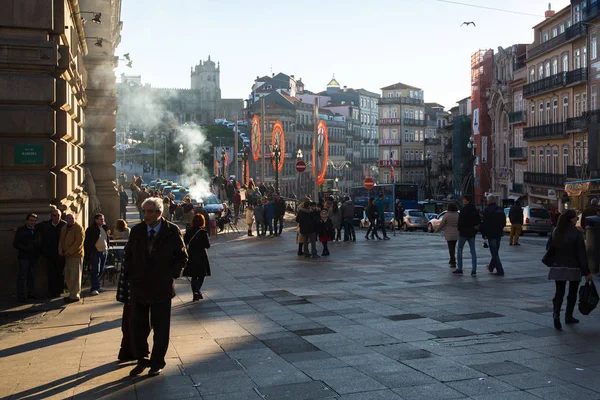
[183,214,211,301]
[546,209,592,330]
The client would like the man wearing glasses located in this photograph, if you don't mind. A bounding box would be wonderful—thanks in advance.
[36,207,66,298]
[13,213,40,302]
[126,198,188,377]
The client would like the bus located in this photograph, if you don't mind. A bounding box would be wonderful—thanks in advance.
[349,183,419,213]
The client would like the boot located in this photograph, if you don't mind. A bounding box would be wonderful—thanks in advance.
[248,230,254,237]
[553,298,562,330]
[565,298,580,324]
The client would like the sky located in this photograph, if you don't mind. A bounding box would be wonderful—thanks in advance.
[115,0,572,110]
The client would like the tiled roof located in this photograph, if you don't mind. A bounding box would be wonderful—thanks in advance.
[381,82,421,91]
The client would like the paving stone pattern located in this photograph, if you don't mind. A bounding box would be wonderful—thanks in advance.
[1,211,600,399]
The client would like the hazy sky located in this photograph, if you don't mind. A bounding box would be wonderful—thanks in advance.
[115,0,571,110]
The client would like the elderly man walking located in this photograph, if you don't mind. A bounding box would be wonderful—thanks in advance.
[58,214,85,303]
[126,198,188,377]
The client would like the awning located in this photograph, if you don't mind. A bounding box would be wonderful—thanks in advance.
[507,195,521,200]
[565,178,600,185]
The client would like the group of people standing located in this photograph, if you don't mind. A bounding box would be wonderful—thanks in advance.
[12,208,119,303]
[245,193,286,237]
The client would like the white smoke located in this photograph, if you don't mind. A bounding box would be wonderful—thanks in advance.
[176,123,212,201]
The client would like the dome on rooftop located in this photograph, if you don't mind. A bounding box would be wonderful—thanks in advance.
[327,75,340,88]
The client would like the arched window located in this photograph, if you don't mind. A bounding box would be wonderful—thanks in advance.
[545,147,551,174]
[563,96,569,121]
[539,65,544,79]
[562,55,569,72]
[553,98,558,123]
[546,101,551,123]
[530,68,535,82]
[539,148,545,173]
[530,147,536,172]
[563,147,569,173]
[545,62,551,77]
[539,102,544,125]
[530,103,536,125]
[552,59,558,75]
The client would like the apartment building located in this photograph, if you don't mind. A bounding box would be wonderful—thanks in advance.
[523,4,588,207]
[378,83,437,185]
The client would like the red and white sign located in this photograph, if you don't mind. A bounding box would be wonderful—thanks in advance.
[296,160,306,173]
[363,177,375,190]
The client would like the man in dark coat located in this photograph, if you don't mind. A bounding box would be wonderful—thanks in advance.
[455,195,481,276]
[84,214,110,295]
[119,186,129,221]
[580,198,600,230]
[340,197,356,242]
[508,199,523,246]
[273,193,286,236]
[126,197,188,377]
[36,207,66,298]
[481,194,507,276]
[13,213,40,302]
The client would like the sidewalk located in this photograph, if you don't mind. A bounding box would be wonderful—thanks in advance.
[2,218,600,399]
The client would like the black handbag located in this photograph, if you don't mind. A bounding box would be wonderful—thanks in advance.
[542,245,555,267]
[579,280,599,315]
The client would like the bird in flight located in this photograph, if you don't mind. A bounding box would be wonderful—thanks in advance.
[461,21,476,27]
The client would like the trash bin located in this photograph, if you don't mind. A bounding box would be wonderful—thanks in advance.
[585,216,600,274]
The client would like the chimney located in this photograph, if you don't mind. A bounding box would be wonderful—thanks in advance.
[545,3,555,18]
[290,74,295,79]
[343,86,347,92]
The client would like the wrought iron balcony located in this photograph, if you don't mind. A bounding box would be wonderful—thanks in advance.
[566,67,588,85]
[379,160,401,167]
[567,165,587,179]
[379,97,424,106]
[583,2,600,21]
[378,118,401,126]
[379,139,401,145]
[404,160,425,168]
[403,119,427,127]
[509,147,527,159]
[523,122,567,140]
[524,172,566,187]
[523,73,566,97]
[424,137,441,146]
[512,183,524,193]
[508,111,527,124]
[527,22,587,60]
[566,115,587,132]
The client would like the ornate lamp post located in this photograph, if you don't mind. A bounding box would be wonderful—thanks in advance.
[241,146,249,186]
[273,142,281,193]
[297,149,303,198]
[425,150,433,200]
[328,160,351,193]
[221,147,226,178]
[466,136,477,198]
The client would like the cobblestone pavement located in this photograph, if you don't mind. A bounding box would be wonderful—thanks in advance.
[2,208,600,399]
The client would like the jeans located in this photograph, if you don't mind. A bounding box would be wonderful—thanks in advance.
[378,216,387,237]
[322,242,329,255]
[273,216,284,235]
[191,276,205,294]
[90,250,107,291]
[335,228,342,241]
[343,219,355,241]
[488,238,504,274]
[17,258,36,300]
[265,219,273,235]
[457,236,477,272]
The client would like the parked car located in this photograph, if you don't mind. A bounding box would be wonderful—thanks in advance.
[427,211,446,233]
[503,205,552,236]
[200,194,224,218]
[402,209,428,232]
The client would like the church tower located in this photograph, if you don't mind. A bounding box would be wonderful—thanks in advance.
[191,56,221,122]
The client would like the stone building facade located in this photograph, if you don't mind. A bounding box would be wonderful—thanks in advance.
[0,0,122,295]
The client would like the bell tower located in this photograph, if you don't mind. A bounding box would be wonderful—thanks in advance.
[190,55,222,122]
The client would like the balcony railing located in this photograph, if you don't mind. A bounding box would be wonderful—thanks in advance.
[379,139,400,145]
[524,172,566,187]
[583,2,600,21]
[404,160,425,168]
[509,147,527,159]
[566,115,587,132]
[508,111,527,124]
[527,22,587,60]
[512,183,524,193]
[379,160,401,167]
[567,165,587,179]
[378,118,401,125]
[403,119,427,127]
[566,67,588,85]
[424,137,441,146]
[523,73,566,97]
[379,97,424,106]
[523,122,567,140]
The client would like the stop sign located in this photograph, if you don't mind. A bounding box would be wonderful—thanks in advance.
[363,177,375,190]
[296,160,306,172]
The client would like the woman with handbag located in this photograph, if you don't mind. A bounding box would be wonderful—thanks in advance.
[545,209,592,330]
[183,214,211,302]
[434,203,460,268]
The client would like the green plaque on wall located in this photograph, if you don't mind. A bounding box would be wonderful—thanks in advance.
[14,144,44,165]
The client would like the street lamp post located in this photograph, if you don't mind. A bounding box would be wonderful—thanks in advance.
[425,150,432,200]
[297,149,303,198]
[273,143,281,193]
[466,136,477,198]
[328,160,351,193]
[241,146,249,186]
[221,147,226,178]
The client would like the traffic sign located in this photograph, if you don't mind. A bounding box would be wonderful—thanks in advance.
[296,160,306,173]
[363,177,375,190]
